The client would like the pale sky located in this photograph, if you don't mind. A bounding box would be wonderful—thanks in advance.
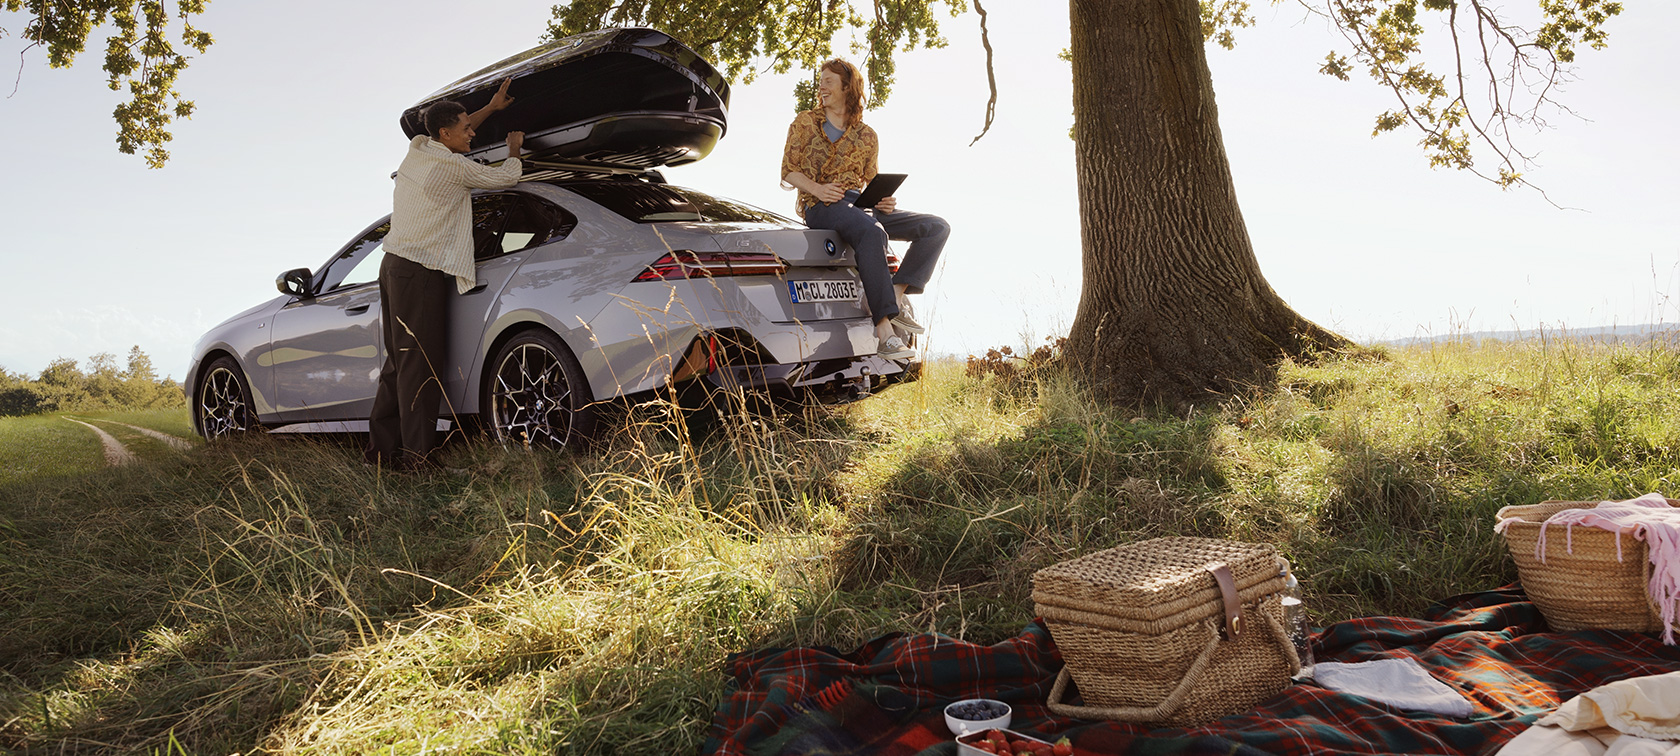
[2,2,1676,380]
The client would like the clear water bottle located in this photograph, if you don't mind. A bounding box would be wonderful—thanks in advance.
[1278,558,1314,677]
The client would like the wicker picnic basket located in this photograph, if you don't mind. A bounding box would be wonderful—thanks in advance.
[1032,537,1300,727]
[1496,499,1678,634]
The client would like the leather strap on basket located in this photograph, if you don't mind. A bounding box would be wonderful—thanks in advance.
[1045,603,1296,723]
[1209,563,1243,640]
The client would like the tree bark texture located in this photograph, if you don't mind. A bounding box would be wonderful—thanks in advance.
[1065,0,1347,406]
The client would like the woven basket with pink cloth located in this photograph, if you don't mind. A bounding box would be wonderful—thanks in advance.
[1496,493,1680,643]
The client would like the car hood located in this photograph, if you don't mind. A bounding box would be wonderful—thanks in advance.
[400,28,731,175]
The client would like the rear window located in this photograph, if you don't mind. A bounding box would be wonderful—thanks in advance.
[562,182,794,225]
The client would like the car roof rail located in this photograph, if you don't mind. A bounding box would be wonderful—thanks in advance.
[522,158,649,176]
[521,159,663,184]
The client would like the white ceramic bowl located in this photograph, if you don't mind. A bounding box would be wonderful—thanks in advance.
[943,698,1012,736]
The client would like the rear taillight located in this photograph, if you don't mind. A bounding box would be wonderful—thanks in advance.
[887,251,901,274]
[632,250,788,282]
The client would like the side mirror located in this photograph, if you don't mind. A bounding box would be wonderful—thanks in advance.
[276,268,314,298]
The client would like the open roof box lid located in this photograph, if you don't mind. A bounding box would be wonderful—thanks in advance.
[400,28,730,179]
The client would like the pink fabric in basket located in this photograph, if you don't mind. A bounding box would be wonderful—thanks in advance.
[1517,493,1680,644]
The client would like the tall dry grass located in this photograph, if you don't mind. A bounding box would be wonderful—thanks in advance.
[4,336,1680,752]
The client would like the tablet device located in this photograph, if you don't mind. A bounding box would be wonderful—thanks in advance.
[853,173,907,210]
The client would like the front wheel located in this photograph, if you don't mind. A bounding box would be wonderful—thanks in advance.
[483,329,596,450]
[196,356,259,440]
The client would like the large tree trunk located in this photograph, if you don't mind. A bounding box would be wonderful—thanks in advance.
[1065,0,1347,406]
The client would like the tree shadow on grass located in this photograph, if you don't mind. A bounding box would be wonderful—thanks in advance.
[814,407,1238,646]
[807,362,1583,647]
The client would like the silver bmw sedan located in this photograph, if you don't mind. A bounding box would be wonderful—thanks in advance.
[184,28,918,450]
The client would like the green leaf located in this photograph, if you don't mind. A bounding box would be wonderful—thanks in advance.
[11,0,213,168]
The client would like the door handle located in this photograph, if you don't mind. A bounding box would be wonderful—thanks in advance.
[464,283,488,295]
[345,304,370,315]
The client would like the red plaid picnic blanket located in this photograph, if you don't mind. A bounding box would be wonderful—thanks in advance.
[705,587,1680,755]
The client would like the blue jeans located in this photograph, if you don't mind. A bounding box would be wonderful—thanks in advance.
[802,190,951,324]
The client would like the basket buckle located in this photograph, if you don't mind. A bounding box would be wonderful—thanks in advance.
[1208,562,1242,641]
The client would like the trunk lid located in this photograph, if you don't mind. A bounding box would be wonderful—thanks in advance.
[400,28,730,174]
[712,228,873,324]
[711,227,856,268]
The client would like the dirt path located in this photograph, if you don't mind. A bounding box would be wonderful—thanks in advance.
[94,420,193,451]
[63,418,137,466]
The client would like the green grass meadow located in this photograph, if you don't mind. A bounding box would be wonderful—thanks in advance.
[0,414,108,487]
[3,338,1680,753]
[0,408,197,489]
[91,406,199,440]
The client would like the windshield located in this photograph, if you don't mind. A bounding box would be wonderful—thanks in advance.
[562,182,795,225]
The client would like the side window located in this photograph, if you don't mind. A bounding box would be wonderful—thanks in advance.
[471,195,511,262]
[318,222,390,293]
[472,193,578,262]
[501,195,577,254]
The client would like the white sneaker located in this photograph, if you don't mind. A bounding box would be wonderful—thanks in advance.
[877,334,915,361]
[891,291,926,334]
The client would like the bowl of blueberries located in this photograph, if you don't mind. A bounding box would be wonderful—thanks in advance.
[944,698,1012,735]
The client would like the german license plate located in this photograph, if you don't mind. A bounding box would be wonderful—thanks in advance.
[788,280,860,303]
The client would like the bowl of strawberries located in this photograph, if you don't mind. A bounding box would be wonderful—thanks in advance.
[955,728,1074,756]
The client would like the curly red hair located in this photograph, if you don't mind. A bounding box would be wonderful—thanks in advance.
[822,58,867,127]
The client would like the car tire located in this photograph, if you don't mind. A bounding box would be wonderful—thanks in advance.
[196,355,260,440]
[483,329,596,450]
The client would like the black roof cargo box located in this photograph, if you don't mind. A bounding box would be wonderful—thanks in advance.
[400,28,730,175]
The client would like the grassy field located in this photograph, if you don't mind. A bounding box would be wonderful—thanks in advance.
[89,406,198,441]
[2,339,1679,753]
[0,408,195,489]
[0,414,107,488]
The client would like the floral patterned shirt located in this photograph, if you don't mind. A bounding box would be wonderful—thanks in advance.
[780,109,879,218]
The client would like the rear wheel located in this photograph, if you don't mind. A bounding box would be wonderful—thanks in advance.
[196,356,259,440]
[483,329,596,450]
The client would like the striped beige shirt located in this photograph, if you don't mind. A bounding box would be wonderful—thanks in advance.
[386,135,523,293]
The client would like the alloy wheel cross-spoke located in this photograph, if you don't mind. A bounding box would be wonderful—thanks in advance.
[201,367,248,439]
[493,342,573,447]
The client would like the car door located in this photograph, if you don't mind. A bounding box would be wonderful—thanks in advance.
[267,222,390,422]
[445,192,578,405]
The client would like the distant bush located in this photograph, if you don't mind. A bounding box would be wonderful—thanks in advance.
[0,385,45,416]
[0,346,184,417]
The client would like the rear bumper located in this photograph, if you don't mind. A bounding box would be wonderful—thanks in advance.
[703,353,920,404]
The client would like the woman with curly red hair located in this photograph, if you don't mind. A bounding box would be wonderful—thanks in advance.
[780,58,951,360]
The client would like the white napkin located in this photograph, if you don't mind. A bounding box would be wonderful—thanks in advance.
[1311,657,1475,717]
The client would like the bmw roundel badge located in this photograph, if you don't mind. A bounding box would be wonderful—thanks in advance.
[825,239,837,257]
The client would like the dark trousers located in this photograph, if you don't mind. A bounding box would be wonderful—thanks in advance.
[367,254,450,465]
[802,191,951,323]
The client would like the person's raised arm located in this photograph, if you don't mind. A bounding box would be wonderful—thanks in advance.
[464,78,515,131]
[458,130,524,190]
